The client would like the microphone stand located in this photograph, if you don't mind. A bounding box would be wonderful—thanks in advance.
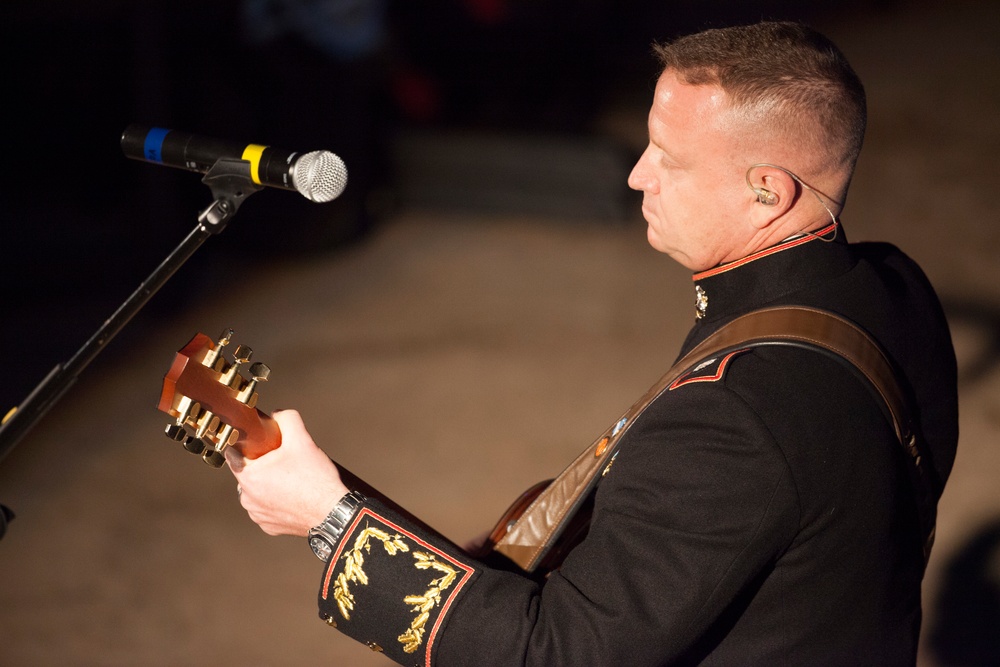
[0,159,263,540]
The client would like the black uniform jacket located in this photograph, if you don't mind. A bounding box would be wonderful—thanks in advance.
[316,226,958,667]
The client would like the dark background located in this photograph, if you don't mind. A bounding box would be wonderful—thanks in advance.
[1,0,879,414]
[2,2,997,665]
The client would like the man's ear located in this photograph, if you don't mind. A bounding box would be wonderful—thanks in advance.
[746,165,797,230]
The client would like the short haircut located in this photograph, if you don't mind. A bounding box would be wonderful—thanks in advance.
[654,21,867,173]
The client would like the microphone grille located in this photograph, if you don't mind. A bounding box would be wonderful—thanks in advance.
[292,151,348,203]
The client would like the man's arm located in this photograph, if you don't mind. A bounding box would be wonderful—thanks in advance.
[229,387,798,666]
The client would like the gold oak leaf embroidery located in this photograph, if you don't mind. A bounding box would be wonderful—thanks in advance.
[397,552,459,654]
[333,524,410,621]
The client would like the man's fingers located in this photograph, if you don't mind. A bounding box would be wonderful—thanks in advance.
[225,447,246,473]
[272,409,309,447]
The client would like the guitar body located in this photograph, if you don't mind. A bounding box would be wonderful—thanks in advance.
[159,330,586,573]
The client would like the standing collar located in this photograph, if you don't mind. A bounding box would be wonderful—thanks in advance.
[690,222,854,321]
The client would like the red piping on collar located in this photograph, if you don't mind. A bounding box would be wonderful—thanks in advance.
[692,222,839,281]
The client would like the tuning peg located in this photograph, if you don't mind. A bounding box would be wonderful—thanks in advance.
[174,396,198,428]
[249,362,270,382]
[195,410,220,440]
[203,449,226,468]
[204,329,234,370]
[221,344,253,389]
[216,423,238,450]
[238,362,271,407]
[165,423,187,442]
[183,436,207,456]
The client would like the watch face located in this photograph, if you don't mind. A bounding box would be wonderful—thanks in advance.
[309,535,334,562]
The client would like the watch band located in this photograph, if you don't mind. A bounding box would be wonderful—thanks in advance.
[308,490,366,562]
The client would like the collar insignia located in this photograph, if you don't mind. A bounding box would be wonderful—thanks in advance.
[694,285,708,319]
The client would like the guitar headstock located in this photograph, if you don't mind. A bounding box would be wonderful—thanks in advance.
[158,329,280,467]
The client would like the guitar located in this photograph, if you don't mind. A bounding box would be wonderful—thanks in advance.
[157,330,588,573]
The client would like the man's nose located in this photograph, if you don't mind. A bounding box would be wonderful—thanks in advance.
[627,151,655,192]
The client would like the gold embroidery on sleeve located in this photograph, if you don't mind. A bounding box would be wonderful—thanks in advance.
[331,522,463,656]
[398,553,459,654]
[333,525,410,621]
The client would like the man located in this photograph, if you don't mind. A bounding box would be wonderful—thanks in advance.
[228,21,958,666]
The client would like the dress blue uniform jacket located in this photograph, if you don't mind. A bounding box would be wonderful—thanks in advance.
[316,225,959,667]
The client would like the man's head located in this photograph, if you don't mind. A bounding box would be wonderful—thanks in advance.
[628,21,867,271]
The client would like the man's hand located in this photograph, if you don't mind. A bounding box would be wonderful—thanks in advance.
[226,409,349,537]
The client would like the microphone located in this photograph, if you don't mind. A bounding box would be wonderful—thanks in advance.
[120,124,348,203]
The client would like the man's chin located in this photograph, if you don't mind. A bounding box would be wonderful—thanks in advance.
[645,230,697,269]
[645,226,671,255]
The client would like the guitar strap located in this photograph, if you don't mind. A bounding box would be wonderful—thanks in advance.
[494,305,937,572]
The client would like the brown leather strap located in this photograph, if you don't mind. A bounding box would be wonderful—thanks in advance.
[676,306,911,441]
[495,306,927,571]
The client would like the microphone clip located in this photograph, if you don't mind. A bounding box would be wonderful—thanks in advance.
[197,158,264,232]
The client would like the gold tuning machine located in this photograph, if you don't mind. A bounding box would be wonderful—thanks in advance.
[203,329,233,371]
[162,329,268,468]
[238,362,270,408]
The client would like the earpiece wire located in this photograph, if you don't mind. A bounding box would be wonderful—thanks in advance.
[746,162,841,243]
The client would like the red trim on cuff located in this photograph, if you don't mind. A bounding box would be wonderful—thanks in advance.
[321,506,478,667]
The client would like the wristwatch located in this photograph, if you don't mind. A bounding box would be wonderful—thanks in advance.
[308,490,366,562]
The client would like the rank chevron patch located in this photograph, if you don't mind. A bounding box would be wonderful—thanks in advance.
[668,348,751,390]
